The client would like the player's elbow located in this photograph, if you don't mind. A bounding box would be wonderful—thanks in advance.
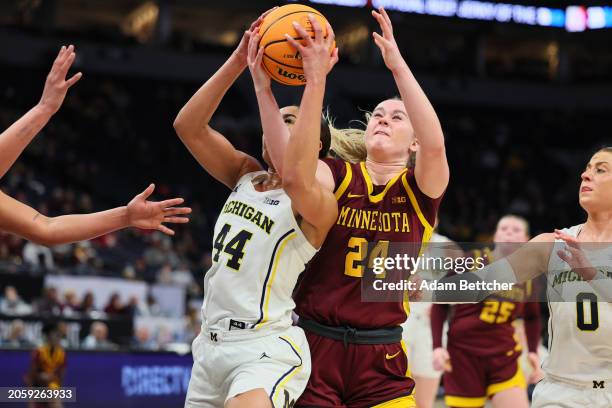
[28,217,58,247]
[28,229,55,247]
[172,113,188,136]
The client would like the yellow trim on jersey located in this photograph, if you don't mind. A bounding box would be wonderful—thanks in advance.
[272,336,304,405]
[334,161,353,200]
[444,395,487,408]
[400,340,413,378]
[371,395,416,408]
[359,162,408,203]
[486,361,526,396]
[255,233,297,329]
[401,173,434,254]
[400,173,434,320]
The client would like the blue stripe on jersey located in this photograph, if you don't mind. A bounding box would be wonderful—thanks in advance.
[253,229,296,328]
[269,336,303,405]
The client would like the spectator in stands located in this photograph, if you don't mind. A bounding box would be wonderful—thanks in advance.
[61,289,80,317]
[131,326,157,350]
[145,293,162,317]
[78,291,96,315]
[103,292,124,315]
[1,319,34,348]
[81,321,116,350]
[156,263,173,285]
[179,306,200,344]
[22,240,54,271]
[167,262,196,289]
[0,286,32,315]
[34,286,63,315]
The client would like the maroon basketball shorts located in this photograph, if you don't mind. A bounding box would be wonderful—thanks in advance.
[295,329,416,408]
[443,343,526,408]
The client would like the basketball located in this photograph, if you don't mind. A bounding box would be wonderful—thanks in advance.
[259,4,334,86]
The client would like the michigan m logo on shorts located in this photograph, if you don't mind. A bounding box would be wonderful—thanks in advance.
[282,390,295,408]
[593,380,605,389]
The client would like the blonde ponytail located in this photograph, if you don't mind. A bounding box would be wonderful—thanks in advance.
[329,125,367,163]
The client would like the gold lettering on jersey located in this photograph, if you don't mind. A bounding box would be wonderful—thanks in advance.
[221,200,275,234]
[381,213,391,232]
[338,206,351,226]
[336,206,413,233]
[391,213,400,232]
[392,196,407,204]
[402,213,410,232]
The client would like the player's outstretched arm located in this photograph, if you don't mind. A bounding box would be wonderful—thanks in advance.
[432,233,554,303]
[0,45,81,180]
[173,8,276,189]
[246,28,290,177]
[282,16,339,245]
[0,184,190,246]
[371,7,448,199]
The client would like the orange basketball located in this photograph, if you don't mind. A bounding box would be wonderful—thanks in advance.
[259,4,334,86]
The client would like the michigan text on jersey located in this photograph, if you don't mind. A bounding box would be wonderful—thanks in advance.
[221,200,275,234]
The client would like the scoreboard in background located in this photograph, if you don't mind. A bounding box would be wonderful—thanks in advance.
[0,350,193,408]
[301,0,612,31]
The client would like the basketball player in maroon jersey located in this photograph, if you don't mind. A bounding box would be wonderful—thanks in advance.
[257,8,449,407]
[431,215,542,408]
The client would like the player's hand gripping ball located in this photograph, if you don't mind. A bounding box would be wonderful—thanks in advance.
[258,4,335,86]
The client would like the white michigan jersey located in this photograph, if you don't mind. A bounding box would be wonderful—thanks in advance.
[543,224,612,385]
[202,171,317,332]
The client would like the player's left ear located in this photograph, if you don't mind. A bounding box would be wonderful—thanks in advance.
[409,138,419,153]
[318,140,322,152]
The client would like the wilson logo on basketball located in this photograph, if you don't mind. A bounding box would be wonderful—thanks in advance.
[282,52,301,60]
[276,67,305,83]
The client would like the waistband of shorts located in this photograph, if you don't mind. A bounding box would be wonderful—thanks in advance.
[545,373,612,390]
[297,318,402,347]
[201,320,291,343]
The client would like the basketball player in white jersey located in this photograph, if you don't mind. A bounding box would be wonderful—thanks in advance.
[433,147,612,407]
[173,10,338,408]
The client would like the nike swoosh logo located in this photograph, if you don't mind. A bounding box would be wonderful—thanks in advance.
[385,351,401,360]
[347,193,363,198]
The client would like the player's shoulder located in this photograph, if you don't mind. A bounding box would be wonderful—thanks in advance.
[320,157,350,176]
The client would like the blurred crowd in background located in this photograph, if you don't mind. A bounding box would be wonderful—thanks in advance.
[0,0,610,353]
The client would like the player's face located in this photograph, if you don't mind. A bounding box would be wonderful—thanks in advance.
[579,151,612,212]
[365,99,415,163]
[262,106,299,168]
[494,217,529,243]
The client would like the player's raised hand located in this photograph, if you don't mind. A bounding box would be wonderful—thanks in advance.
[371,7,405,72]
[234,7,278,67]
[38,45,82,116]
[247,28,271,93]
[285,15,338,84]
[432,347,452,372]
[126,184,192,236]
[554,229,598,281]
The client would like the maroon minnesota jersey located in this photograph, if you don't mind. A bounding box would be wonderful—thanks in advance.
[294,158,442,328]
[447,249,535,356]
